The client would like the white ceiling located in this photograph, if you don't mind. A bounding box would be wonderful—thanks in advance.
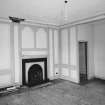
[0,0,105,25]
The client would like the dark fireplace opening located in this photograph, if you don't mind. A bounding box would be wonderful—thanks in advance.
[22,58,49,87]
[28,64,43,86]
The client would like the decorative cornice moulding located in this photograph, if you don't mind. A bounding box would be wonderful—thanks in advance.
[21,20,59,29]
[0,13,105,29]
[59,13,105,28]
[0,17,11,23]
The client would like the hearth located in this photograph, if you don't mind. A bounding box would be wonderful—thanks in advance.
[22,58,49,86]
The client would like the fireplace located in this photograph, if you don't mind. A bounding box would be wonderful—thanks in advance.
[22,58,49,86]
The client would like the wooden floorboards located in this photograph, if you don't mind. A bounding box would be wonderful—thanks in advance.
[0,79,105,105]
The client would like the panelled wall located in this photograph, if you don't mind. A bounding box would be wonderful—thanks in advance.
[77,23,94,79]
[0,22,13,87]
[15,24,60,84]
[0,21,60,87]
[21,26,48,55]
[93,20,105,79]
[0,18,105,87]
[60,27,79,83]
[49,29,60,79]
[60,23,94,82]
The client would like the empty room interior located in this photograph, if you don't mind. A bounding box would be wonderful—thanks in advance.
[0,0,105,105]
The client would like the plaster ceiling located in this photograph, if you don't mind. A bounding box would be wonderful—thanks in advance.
[0,0,105,25]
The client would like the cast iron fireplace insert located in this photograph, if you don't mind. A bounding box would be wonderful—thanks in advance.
[22,58,49,87]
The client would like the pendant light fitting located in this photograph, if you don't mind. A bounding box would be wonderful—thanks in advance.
[64,0,68,4]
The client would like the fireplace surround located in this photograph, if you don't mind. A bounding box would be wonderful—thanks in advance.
[22,58,49,86]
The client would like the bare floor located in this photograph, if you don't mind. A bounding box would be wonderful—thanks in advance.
[0,79,105,105]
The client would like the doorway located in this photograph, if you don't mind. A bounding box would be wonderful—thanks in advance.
[79,41,88,84]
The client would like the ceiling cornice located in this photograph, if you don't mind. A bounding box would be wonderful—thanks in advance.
[21,19,59,29]
[0,13,105,29]
[0,16,59,29]
[0,17,11,23]
[59,13,105,28]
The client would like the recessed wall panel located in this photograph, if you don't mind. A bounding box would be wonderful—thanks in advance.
[0,23,10,70]
[70,27,77,66]
[94,21,105,79]
[22,27,34,48]
[22,50,48,56]
[14,25,20,83]
[61,29,69,64]
[49,29,54,79]
[54,30,59,64]
[36,28,47,48]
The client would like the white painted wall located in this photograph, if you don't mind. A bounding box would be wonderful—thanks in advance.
[1,18,105,88]
[0,21,81,87]
[36,28,48,49]
[0,23,10,69]
[22,51,48,56]
[60,19,105,81]
[0,22,12,87]
[54,30,59,64]
[48,29,60,79]
[69,27,79,82]
[60,29,70,80]
[22,27,34,49]
[0,21,60,87]
[53,30,60,78]
[61,29,69,64]
[77,23,94,79]
[21,25,53,80]
[21,26,48,51]
[60,27,79,83]
[93,20,105,79]
[18,24,60,82]
[70,27,77,66]
[49,29,54,80]
[0,75,11,86]
[14,24,21,84]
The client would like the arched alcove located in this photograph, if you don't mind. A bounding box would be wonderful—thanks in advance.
[28,64,43,86]
[22,27,35,49]
[36,28,47,48]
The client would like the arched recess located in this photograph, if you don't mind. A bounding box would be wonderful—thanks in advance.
[36,28,47,49]
[22,27,35,49]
